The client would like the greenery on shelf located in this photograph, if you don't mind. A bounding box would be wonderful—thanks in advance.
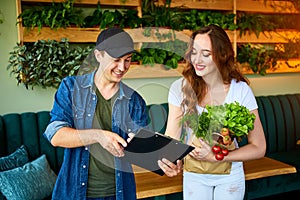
[141,0,237,31]
[16,0,244,33]
[237,12,300,38]
[181,10,237,31]
[10,0,300,89]
[7,39,92,89]
[236,41,300,75]
[83,2,141,29]
[138,39,188,69]
[18,0,84,32]
[237,44,279,75]
[141,0,185,30]
[237,12,277,38]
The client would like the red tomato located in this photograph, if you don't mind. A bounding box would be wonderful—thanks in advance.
[215,153,224,161]
[221,149,229,156]
[212,145,221,154]
[221,128,229,136]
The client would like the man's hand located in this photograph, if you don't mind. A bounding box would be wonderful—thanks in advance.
[96,130,127,157]
[158,159,182,177]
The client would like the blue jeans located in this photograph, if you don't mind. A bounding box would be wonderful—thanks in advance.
[86,196,116,200]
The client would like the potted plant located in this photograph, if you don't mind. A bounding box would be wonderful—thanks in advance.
[7,38,92,89]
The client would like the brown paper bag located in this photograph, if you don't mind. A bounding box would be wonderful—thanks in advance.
[184,136,235,174]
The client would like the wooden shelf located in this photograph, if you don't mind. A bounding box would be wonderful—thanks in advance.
[17,0,300,78]
[236,0,299,13]
[240,59,300,74]
[235,29,300,43]
[124,59,300,79]
[21,0,140,6]
[22,27,101,43]
[165,0,299,13]
[124,64,184,79]
[162,0,233,11]
[22,27,300,44]
[22,27,193,43]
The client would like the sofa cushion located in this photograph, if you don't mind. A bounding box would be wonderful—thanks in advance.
[0,145,30,200]
[0,155,57,200]
[0,145,29,171]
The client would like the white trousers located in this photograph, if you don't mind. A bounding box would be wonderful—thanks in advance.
[183,162,245,200]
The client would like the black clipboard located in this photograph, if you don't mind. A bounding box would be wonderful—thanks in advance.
[121,128,194,176]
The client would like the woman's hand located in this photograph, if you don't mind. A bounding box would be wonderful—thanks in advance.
[127,132,135,143]
[189,138,216,162]
[158,159,183,177]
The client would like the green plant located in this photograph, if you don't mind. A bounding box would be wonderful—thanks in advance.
[7,38,92,89]
[277,38,300,68]
[181,102,256,144]
[141,0,184,30]
[17,0,84,32]
[83,2,102,27]
[139,39,187,69]
[83,4,141,29]
[237,44,279,75]
[236,12,277,38]
[99,10,119,29]
[181,10,237,31]
[122,9,142,28]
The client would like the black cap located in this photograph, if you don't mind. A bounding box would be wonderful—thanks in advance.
[95,27,135,58]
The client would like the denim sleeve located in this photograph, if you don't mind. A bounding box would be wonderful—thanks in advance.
[43,77,75,142]
[131,92,148,130]
[43,121,71,142]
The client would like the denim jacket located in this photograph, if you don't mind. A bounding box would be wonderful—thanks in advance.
[44,71,148,200]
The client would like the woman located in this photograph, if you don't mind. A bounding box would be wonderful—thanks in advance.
[163,24,266,200]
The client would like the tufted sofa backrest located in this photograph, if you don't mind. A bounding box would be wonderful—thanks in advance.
[256,94,300,154]
[0,111,63,174]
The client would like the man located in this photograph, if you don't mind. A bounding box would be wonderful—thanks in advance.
[44,27,148,200]
[44,28,181,200]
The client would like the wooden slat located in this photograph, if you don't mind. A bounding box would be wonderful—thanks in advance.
[16,0,23,43]
[22,28,300,44]
[236,0,299,13]
[22,27,100,43]
[124,64,184,79]
[125,59,300,79]
[240,59,300,74]
[161,0,299,13]
[236,30,300,43]
[21,0,140,6]
[161,0,233,11]
[22,27,193,43]
[127,28,192,43]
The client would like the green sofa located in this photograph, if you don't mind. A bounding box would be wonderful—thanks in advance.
[1,94,300,200]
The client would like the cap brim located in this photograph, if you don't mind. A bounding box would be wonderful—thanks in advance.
[106,47,137,58]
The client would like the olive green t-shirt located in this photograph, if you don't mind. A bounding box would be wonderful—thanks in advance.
[87,88,118,198]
